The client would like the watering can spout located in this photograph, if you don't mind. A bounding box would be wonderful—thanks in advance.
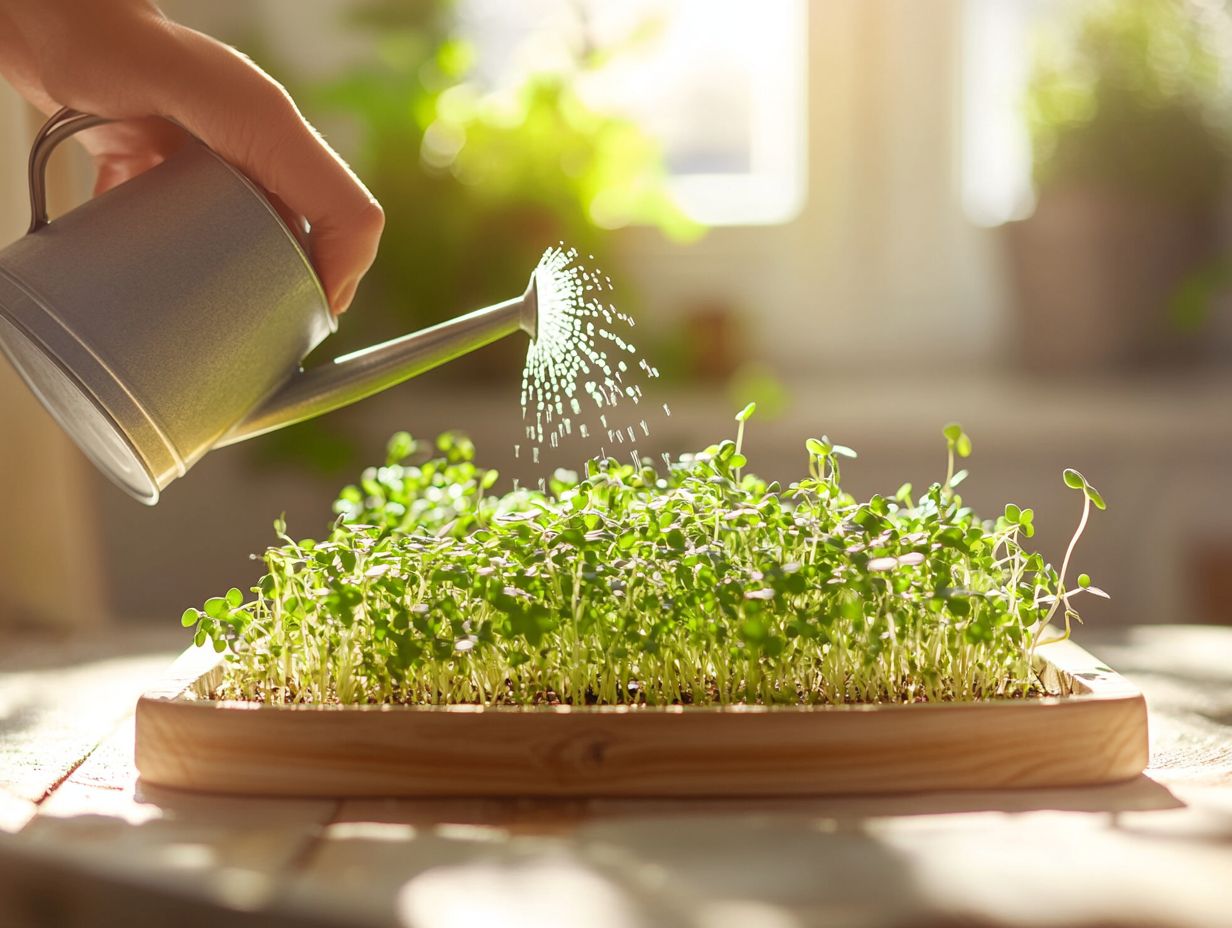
[217,273,539,448]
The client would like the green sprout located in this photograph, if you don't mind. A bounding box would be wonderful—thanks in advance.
[184,413,1105,707]
[942,422,972,495]
[1031,468,1109,653]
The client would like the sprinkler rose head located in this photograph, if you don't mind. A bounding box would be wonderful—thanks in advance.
[522,271,540,342]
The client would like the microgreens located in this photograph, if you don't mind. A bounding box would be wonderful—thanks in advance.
[185,411,1105,707]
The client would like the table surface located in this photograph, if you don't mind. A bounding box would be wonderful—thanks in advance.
[1,624,1230,928]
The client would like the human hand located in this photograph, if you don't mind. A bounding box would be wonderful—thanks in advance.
[0,0,383,314]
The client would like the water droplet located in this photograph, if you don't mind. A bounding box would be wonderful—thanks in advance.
[518,244,660,458]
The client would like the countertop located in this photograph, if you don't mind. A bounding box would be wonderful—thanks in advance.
[1,624,1230,928]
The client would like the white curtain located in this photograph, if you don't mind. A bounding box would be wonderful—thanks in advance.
[0,86,107,629]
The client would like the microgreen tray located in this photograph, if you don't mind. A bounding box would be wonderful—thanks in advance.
[134,635,1147,797]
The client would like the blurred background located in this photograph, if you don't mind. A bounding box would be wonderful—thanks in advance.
[2,0,1231,632]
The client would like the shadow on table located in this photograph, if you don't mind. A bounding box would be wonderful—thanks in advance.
[290,782,1193,928]
[283,800,936,927]
[582,773,1185,819]
[14,773,1193,928]
[125,770,1184,842]
[273,773,1180,834]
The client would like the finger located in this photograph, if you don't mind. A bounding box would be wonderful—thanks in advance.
[93,155,161,195]
[262,190,311,250]
[152,27,383,314]
[73,117,193,162]
[84,118,192,195]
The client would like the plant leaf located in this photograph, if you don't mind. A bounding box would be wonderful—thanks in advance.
[1084,485,1107,511]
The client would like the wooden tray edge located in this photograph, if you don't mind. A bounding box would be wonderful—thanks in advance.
[134,635,1149,798]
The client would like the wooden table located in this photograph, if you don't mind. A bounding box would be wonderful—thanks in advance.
[1,625,1230,928]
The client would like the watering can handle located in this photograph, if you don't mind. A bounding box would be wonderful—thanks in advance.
[26,108,112,234]
[27,107,313,244]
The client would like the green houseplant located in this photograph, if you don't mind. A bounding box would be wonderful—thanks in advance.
[1008,0,1232,371]
[183,411,1107,708]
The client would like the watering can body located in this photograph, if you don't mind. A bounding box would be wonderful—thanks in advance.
[0,110,535,504]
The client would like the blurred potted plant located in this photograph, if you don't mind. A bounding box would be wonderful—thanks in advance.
[1006,0,1232,372]
[313,0,698,360]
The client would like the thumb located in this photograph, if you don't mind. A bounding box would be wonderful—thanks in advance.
[151,26,384,314]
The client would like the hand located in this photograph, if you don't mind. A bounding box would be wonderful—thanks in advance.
[0,0,383,314]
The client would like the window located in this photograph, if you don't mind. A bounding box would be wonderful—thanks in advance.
[959,0,1041,227]
[459,0,809,225]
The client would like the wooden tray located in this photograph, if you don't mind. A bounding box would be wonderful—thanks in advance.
[134,637,1148,797]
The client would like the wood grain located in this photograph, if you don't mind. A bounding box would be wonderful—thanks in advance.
[134,637,1149,797]
[8,715,342,927]
[0,633,182,806]
[0,831,362,928]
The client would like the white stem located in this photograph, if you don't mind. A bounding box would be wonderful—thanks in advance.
[1033,494,1090,653]
[1058,495,1090,597]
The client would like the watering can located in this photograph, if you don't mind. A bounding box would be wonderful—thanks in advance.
[0,108,538,504]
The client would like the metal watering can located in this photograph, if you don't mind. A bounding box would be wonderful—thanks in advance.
[0,109,537,504]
